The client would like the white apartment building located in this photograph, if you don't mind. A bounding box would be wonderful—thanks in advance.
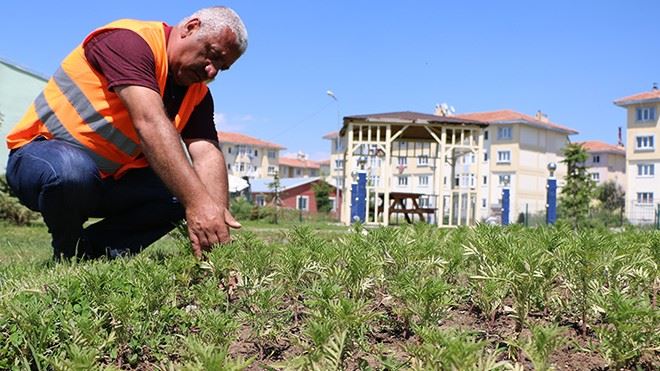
[217,132,285,179]
[614,87,660,225]
[579,140,626,190]
[454,110,577,221]
[279,152,321,178]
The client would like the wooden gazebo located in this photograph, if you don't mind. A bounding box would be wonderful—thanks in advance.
[337,111,488,227]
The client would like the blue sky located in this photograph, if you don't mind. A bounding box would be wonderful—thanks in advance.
[2,1,659,160]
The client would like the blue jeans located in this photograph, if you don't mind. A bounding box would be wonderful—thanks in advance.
[6,138,184,259]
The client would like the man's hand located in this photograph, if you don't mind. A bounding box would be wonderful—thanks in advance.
[186,203,241,258]
[185,138,241,257]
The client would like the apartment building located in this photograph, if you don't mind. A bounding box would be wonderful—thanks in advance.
[217,132,285,179]
[614,86,660,224]
[323,131,346,188]
[0,58,47,171]
[278,153,321,178]
[579,140,625,190]
[454,110,577,220]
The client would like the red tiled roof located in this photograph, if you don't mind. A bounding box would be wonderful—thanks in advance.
[613,89,660,106]
[317,159,331,166]
[454,109,578,135]
[578,140,625,155]
[217,132,285,149]
[279,157,321,169]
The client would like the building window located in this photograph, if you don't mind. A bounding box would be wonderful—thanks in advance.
[335,159,344,169]
[398,141,406,149]
[637,192,654,204]
[336,177,344,188]
[296,195,309,211]
[398,176,408,186]
[329,197,337,211]
[268,166,276,175]
[635,135,655,150]
[255,195,266,207]
[227,164,231,170]
[482,198,487,208]
[295,168,302,176]
[484,152,489,162]
[496,150,511,163]
[590,172,600,182]
[637,164,655,177]
[254,149,258,156]
[484,130,489,140]
[398,157,407,166]
[268,150,277,159]
[483,175,487,185]
[418,175,429,186]
[238,163,245,172]
[417,155,429,166]
[227,147,232,154]
[592,155,600,163]
[636,107,656,122]
[497,126,512,140]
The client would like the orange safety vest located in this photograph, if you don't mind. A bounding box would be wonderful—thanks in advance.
[6,19,209,179]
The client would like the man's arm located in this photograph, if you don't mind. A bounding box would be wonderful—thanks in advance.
[114,85,233,257]
[185,138,241,226]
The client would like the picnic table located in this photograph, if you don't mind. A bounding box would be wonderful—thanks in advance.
[378,192,436,223]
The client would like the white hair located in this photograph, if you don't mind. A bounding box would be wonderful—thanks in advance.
[180,6,248,54]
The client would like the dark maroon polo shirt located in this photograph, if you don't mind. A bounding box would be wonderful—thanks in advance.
[83,24,217,141]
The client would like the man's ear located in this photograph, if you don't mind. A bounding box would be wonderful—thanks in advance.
[182,18,201,38]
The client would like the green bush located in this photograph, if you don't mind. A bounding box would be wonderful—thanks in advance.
[229,196,253,221]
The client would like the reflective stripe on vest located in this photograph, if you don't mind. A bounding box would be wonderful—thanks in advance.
[33,91,122,174]
[52,67,141,158]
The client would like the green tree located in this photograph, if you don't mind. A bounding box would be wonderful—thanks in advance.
[560,143,594,228]
[592,180,625,227]
[312,181,333,213]
[596,180,625,212]
[268,171,282,224]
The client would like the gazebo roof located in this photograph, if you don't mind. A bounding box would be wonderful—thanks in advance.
[340,111,488,136]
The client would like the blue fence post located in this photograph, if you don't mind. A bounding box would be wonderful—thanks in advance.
[501,186,510,226]
[350,170,367,223]
[546,177,557,225]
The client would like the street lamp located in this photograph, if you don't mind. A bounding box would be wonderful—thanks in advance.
[350,156,369,224]
[546,162,557,225]
[327,89,340,128]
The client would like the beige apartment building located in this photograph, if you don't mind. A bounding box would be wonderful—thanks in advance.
[454,110,577,220]
[579,140,626,190]
[217,132,285,179]
[614,86,660,224]
[278,153,321,178]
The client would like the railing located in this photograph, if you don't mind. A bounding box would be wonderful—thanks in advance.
[627,200,660,226]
